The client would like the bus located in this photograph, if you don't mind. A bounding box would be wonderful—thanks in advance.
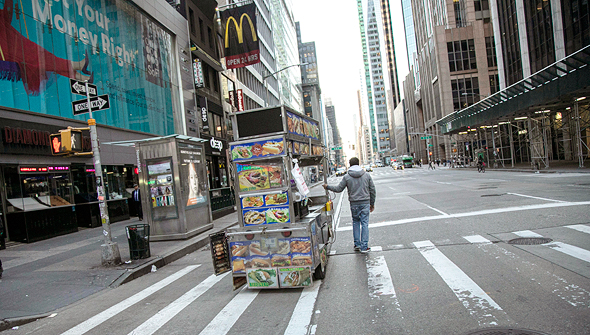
[392,155,413,168]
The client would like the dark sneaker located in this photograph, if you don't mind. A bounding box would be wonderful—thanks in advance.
[360,247,371,253]
[354,246,361,252]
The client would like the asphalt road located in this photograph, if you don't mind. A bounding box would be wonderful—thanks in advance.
[5,167,590,335]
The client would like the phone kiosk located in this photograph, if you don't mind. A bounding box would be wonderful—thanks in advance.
[222,106,333,289]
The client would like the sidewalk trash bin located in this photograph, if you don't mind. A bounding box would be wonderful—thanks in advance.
[126,224,150,260]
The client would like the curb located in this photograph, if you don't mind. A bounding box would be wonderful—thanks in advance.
[0,313,52,332]
[109,221,239,288]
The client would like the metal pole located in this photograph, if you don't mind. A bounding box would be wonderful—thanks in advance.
[509,122,515,168]
[86,81,121,266]
[574,101,584,168]
[492,126,497,168]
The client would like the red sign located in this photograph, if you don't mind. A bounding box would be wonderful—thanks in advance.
[237,89,244,111]
[20,167,37,172]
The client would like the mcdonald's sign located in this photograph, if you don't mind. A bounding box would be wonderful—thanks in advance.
[220,3,260,69]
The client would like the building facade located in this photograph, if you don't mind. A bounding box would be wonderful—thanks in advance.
[0,0,194,242]
[324,98,343,167]
[296,22,322,123]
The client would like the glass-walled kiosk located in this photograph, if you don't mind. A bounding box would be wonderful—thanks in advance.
[136,136,213,241]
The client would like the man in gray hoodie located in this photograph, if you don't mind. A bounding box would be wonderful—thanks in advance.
[324,157,376,253]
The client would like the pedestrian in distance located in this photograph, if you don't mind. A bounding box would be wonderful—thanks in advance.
[323,157,376,253]
[132,184,143,221]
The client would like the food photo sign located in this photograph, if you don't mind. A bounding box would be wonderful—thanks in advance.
[231,138,285,161]
[286,112,320,140]
[241,191,290,226]
[236,164,283,192]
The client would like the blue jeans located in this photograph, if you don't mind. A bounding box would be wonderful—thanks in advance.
[351,203,370,250]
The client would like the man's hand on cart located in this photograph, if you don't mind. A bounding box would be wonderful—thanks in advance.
[322,184,328,189]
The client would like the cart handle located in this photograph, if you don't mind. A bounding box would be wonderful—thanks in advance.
[226,226,308,236]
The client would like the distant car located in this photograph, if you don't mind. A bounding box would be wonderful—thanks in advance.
[336,167,347,176]
[376,162,384,167]
[363,165,373,172]
[392,162,404,170]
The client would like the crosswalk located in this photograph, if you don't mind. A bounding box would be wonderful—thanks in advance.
[11,225,590,335]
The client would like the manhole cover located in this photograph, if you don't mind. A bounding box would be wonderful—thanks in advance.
[464,327,552,335]
[508,237,553,245]
[481,193,505,197]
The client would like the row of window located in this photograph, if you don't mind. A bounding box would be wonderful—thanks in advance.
[447,39,477,72]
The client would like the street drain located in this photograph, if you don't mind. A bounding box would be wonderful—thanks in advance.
[463,327,552,335]
[481,193,505,197]
[508,237,553,245]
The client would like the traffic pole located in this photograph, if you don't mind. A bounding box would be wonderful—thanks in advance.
[86,81,121,266]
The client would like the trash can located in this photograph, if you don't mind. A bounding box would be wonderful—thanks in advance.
[126,224,150,260]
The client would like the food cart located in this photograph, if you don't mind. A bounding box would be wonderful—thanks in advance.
[210,105,334,290]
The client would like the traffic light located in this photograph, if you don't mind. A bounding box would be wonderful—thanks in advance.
[49,129,83,155]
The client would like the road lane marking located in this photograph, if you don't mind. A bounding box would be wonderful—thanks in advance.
[337,201,590,232]
[198,287,259,335]
[371,246,383,252]
[566,224,590,235]
[463,235,492,244]
[507,192,566,203]
[413,240,506,327]
[514,230,544,238]
[61,265,200,335]
[546,242,590,264]
[284,281,322,335]
[434,181,452,185]
[413,199,449,216]
[366,255,401,312]
[128,272,229,335]
[334,192,345,231]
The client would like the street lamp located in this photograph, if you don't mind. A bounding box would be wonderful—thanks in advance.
[263,63,308,107]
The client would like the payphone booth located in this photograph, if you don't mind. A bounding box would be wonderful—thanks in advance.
[135,135,213,241]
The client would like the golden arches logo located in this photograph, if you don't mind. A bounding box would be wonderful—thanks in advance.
[224,13,258,48]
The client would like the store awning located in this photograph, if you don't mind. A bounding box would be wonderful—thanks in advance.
[437,45,590,134]
[103,134,206,147]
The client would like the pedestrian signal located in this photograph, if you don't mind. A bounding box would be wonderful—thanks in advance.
[49,129,83,155]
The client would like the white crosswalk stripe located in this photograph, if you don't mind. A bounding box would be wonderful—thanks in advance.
[414,240,508,327]
[46,226,590,335]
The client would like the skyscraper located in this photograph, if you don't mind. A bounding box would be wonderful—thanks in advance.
[296,22,322,122]
[325,98,343,167]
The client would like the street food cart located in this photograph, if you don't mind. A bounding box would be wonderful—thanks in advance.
[210,106,334,289]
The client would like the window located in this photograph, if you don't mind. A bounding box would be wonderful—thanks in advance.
[199,18,205,42]
[489,74,500,94]
[485,36,498,68]
[447,39,476,72]
[451,77,480,111]
[189,9,195,35]
[208,27,214,49]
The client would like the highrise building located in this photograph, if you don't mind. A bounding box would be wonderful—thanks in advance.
[270,0,303,111]
[296,22,322,122]
[401,0,417,69]
[324,98,343,167]
[403,0,496,162]
[357,0,396,161]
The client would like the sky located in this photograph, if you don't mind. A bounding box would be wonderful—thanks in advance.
[291,0,410,155]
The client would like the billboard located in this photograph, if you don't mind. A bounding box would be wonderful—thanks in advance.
[220,3,260,69]
[0,0,177,135]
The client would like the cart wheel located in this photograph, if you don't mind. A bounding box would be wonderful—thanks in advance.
[313,262,326,280]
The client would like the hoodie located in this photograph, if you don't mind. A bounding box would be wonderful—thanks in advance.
[326,165,376,206]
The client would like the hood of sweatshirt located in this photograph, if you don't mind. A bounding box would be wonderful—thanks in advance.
[347,165,366,178]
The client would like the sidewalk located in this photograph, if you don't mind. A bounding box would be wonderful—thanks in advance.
[447,160,590,173]
[0,211,238,329]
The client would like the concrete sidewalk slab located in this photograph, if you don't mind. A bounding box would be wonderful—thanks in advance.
[0,211,238,329]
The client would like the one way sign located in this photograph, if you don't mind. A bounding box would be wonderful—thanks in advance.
[72,95,110,115]
[69,78,97,97]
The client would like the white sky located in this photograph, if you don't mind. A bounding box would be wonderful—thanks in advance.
[291,0,409,157]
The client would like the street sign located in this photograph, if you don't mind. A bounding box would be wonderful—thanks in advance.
[69,79,97,97]
[428,144,433,147]
[331,146,342,150]
[72,95,110,115]
[420,136,433,140]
